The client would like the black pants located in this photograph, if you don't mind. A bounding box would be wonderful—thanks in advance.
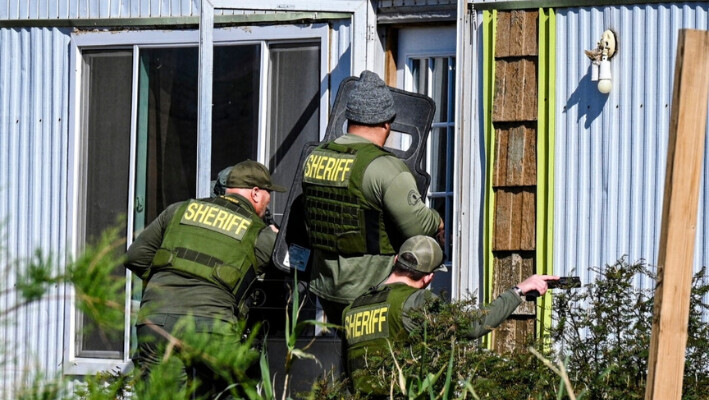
[133,314,250,400]
[317,296,348,328]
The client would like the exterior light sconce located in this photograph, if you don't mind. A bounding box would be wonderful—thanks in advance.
[586,30,617,94]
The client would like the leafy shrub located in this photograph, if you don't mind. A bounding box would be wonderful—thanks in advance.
[307,258,709,400]
[5,223,709,400]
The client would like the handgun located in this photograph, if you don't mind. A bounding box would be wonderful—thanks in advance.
[525,276,581,301]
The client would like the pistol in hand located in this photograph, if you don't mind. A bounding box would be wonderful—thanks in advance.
[526,276,581,301]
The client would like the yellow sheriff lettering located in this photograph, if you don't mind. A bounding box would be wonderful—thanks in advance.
[214,209,229,229]
[323,156,336,181]
[303,154,317,178]
[204,205,218,225]
[304,152,355,184]
[183,201,199,220]
[192,203,209,222]
[345,306,389,340]
[180,200,253,240]
[336,158,353,181]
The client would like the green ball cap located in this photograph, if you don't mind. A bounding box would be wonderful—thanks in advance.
[226,159,287,192]
[395,235,447,274]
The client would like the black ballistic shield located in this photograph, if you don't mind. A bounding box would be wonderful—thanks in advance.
[271,76,437,275]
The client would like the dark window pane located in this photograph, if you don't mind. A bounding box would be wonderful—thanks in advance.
[211,45,261,179]
[429,127,449,193]
[448,59,456,120]
[140,48,198,223]
[432,58,449,124]
[267,42,321,222]
[80,51,132,358]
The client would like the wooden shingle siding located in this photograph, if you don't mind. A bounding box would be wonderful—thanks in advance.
[493,124,537,187]
[493,253,535,315]
[495,10,538,57]
[492,9,540,352]
[493,318,535,354]
[493,188,536,251]
[492,58,538,122]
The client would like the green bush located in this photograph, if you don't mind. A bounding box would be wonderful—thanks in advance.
[307,258,709,400]
[5,223,709,400]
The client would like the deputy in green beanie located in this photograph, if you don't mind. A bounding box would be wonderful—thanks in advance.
[302,70,445,326]
[125,159,286,398]
[343,236,559,396]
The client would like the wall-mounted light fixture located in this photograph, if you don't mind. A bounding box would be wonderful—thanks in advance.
[585,30,617,94]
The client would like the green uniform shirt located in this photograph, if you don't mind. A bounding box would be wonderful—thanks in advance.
[400,288,523,338]
[344,283,524,395]
[124,194,276,323]
[308,134,442,304]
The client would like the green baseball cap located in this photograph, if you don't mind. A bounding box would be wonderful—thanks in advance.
[226,159,287,192]
[395,235,447,274]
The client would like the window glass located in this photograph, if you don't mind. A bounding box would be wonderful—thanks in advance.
[410,56,456,296]
[79,51,132,358]
[138,45,261,224]
[139,48,198,221]
[267,42,321,222]
[78,38,324,359]
[211,45,261,182]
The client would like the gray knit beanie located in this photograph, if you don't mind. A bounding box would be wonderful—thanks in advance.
[345,70,396,125]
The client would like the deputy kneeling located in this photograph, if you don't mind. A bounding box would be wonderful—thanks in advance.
[342,235,558,396]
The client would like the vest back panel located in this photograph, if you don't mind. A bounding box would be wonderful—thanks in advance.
[303,142,395,256]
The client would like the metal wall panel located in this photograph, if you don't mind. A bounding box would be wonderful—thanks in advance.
[554,3,709,294]
[379,0,456,6]
[0,12,354,397]
[0,0,261,19]
[0,27,71,398]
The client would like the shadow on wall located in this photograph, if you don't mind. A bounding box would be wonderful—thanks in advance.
[563,64,611,129]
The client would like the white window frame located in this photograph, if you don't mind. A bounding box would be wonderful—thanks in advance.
[398,26,459,299]
[66,24,330,375]
[198,0,371,196]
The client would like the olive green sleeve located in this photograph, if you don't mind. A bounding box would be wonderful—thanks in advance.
[124,202,181,277]
[363,156,441,237]
[401,289,522,339]
[456,290,523,339]
[254,226,277,271]
[401,289,441,333]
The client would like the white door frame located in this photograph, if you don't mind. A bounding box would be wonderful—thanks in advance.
[198,0,373,197]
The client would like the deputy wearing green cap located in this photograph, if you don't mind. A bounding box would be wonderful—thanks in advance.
[302,70,445,326]
[125,159,286,398]
[343,235,559,396]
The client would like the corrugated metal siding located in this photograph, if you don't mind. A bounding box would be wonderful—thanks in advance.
[554,3,709,292]
[379,0,456,7]
[0,12,353,396]
[0,0,193,19]
[0,27,71,397]
[0,0,285,19]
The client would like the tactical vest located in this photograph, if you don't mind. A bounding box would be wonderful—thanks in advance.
[302,141,396,255]
[343,283,419,395]
[149,195,265,303]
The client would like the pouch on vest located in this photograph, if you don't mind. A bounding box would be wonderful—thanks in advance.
[146,248,175,279]
[211,251,251,292]
[212,264,242,292]
[335,230,367,254]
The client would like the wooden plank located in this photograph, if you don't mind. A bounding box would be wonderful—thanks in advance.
[495,10,539,58]
[384,26,398,87]
[520,190,536,249]
[493,188,536,250]
[645,29,709,400]
[493,125,510,186]
[493,253,535,315]
[492,58,538,122]
[493,124,537,187]
[492,318,535,354]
